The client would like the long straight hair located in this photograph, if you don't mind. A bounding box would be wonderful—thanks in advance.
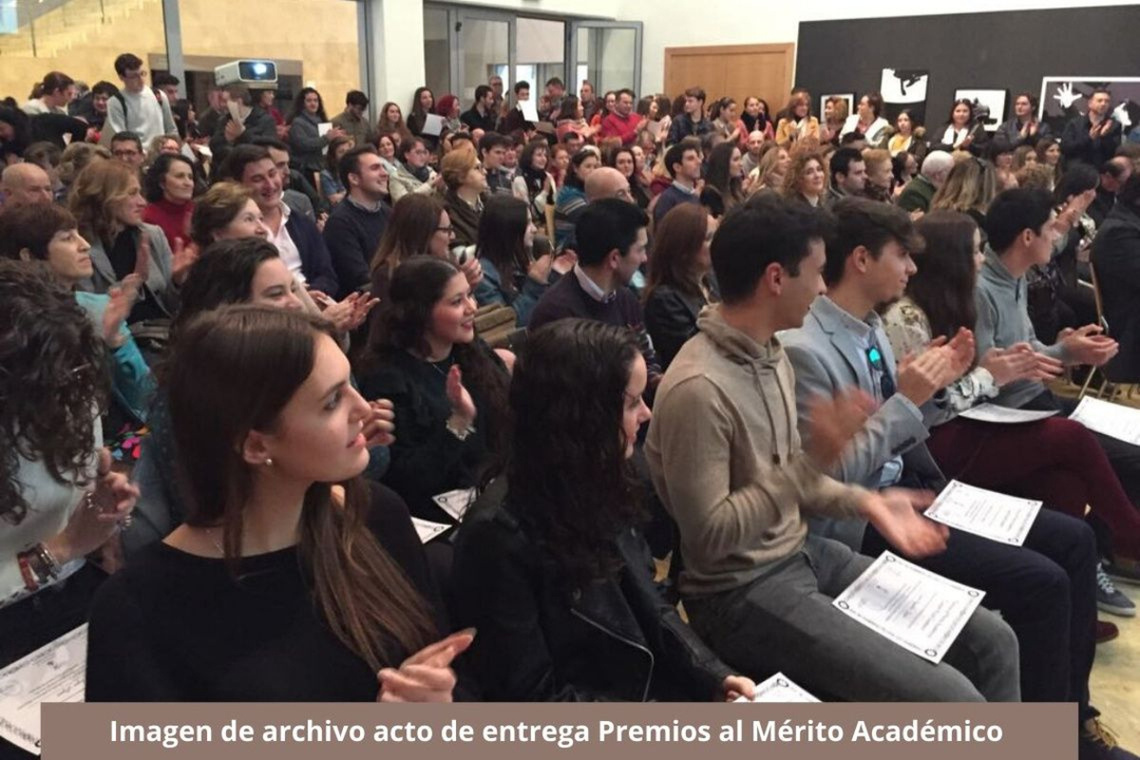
[166,306,436,670]
[644,202,709,302]
[908,210,979,339]
[474,195,530,296]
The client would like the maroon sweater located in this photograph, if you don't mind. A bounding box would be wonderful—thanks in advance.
[143,198,194,252]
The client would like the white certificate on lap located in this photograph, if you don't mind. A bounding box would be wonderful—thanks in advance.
[957,403,1058,423]
[924,480,1042,546]
[735,672,820,703]
[1070,396,1140,446]
[0,624,87,756]
[832,552,985,664]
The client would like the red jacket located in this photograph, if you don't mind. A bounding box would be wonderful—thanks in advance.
[600,112,642,146]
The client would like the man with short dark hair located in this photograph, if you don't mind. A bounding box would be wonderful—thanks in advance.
[529,198,660,387]
[70,80,116,131]
[499,81,533,134]
[217,144,338,295]
[781,197,1109,737]
[107,52,176,144]
[480,132,513,196]
[1062,88,1122,168]
[151,73,180,103]
[249,136,319,222]
[110,132,145,170]
[539,77,565,120]
[978,189,1140,527]
[330,90,376,151]
[647,195,1019,703]
[209,83,279,162]
[667,87,711,145]
[653,140,701,226]
[23,71,75,115]
[579,80,600,123]
[600,88,642,147]
[322,146,391,298]
[461,85,498,133]
[827,147,866,206]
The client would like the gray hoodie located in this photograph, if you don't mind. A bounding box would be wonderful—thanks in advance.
[974,247,1070,408]
[645,306,866,596]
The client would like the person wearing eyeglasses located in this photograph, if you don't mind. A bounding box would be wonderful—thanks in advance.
[321,146,392,300]
[388,136,441,203]
[781,198,1114,751]
[106,53,176,146]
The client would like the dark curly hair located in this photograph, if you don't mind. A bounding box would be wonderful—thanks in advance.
[143,152,196,203]
[0,261,107,524]
[506,319,645,587]
[359,256,510,454]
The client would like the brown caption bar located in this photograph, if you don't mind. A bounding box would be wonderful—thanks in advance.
[44,702,1075,759]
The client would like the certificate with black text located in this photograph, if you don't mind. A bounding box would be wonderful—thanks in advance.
[924,480,1042,546]
[734,673,820,703]
[833,552,985,664]
[0,624,87,756]
[411,517,450,544]
[1070,397,1140,446]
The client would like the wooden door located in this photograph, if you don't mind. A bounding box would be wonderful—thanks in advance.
[663,43,795,115]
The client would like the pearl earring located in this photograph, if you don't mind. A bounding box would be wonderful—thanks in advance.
[265,458,274,467]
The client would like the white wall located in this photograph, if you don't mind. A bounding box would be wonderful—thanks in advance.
[372,0,1139,111]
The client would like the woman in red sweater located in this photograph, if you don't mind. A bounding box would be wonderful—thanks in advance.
[143,153,197,252]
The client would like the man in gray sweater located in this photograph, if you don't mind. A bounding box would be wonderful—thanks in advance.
[977,187,1140,582]
[646,195,1019,703]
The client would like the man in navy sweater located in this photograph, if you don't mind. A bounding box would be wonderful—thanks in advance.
[530,198,662,390]
[322,146,392,298]
[653,140,702,228]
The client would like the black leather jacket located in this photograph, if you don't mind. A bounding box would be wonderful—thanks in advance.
[451,503,733,701]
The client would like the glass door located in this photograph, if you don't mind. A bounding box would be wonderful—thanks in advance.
[567,20,642,97]
[457,10,514,104]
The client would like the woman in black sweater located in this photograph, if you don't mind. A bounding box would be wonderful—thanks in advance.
[87,306,469,701]
[643,203,720,370]
[452,319,754,701]
[355,257,510,525]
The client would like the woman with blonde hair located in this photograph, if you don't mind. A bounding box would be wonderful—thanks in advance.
[775,92,820,149]
[747,143,790,196]
[930,157,997,227]
[69,159,190,325]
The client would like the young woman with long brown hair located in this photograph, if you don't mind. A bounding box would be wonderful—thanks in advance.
[87,305,469,701]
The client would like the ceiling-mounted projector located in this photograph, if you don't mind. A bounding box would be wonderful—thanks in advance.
[214,60,278,87]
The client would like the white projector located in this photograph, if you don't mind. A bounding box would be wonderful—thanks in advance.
[214,60,278,87]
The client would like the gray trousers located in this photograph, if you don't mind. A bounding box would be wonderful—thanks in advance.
[684,535,1021,702]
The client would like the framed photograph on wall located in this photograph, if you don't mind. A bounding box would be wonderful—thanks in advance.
[953,89,1007,132]
[880,68,929,124]
[820,93,855,121]
[1038,77,1140,137]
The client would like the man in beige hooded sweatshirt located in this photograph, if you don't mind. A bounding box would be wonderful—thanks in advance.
[646,195,1020,702]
